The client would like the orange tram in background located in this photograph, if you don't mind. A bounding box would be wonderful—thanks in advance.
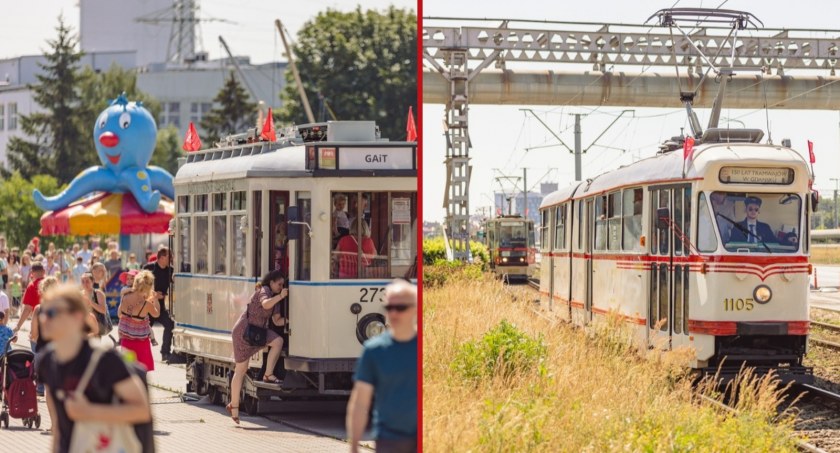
[484,215,536,282]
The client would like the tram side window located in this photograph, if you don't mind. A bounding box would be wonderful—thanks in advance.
[296,192,312,281]
[554,205,566,250]
[231,215,246,276]
[194,194,208,212]
[212,215,226,274]
[622,188,643,251]
[332,191,417,279]
[607,192,621,251]
[177,196,189,213]
[195,216,209,274]
[674,189,684,256]
[540,210,549,252]
[595,196,607,251]
[697,193,718,252]
[178,217,191,272]
[577,200,583,250]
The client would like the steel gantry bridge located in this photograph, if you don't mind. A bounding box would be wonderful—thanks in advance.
[423,9,840,260]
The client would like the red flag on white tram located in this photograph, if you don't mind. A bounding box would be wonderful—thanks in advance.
[261,108,277,142]
[182,122,202,152]
[683,136,695,161]
[406,106,417,142]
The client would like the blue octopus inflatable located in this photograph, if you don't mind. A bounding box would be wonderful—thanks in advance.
[33,94,175,214]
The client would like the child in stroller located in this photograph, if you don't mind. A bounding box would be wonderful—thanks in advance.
[0,312,40,429]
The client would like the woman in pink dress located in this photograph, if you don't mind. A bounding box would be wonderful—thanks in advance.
[227,269,288,424]
[117,270,159,371]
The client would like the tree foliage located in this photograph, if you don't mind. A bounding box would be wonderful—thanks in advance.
[4,16,89,183]
[200,72,257,144]
[3,19,164,186]
[0,173,64,247]
[278,7,417,140]
[150,125,184,176]
[78,62,161,133]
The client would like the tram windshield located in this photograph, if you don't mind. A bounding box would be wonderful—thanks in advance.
[702,191,802,253]
[495,221,531,248]
[331,191,417,279]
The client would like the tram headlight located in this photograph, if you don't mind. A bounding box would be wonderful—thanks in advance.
[356,313,387,344]
[366,321,386,338]
[502,257,508,263]
[753,285,772,304]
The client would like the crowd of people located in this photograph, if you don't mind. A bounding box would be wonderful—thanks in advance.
[0,238,174,452]
[0,235,417,452]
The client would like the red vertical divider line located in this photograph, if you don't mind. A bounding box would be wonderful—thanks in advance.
[415,2,424,451]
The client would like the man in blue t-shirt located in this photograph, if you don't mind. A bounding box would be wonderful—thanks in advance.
[347,280,417,453]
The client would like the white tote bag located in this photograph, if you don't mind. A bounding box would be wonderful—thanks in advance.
[66,348,143,453]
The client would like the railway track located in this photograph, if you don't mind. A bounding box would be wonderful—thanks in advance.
[791,383,840,452]
[811,320,840,351]
[697,383,840,453]
[813,321,840,334]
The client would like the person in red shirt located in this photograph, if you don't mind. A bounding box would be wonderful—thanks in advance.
[335,225,377,279]
[13,262,45,337]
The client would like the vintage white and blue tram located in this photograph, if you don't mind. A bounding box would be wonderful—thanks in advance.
[170,121,417,413]
[538,128,815,382]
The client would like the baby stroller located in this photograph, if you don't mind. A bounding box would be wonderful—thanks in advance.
[0,339,40,429]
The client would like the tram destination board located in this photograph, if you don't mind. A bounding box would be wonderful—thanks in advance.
[719,167,794,185]
[312,145,416,171]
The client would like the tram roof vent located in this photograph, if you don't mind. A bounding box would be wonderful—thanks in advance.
[701,128,764,144]
[326,121,377,142]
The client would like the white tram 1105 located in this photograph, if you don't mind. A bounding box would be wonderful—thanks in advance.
[170,121,417,413]
[538,128,816,383]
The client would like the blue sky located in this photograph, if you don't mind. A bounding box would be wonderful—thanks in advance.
[422,0,840,222]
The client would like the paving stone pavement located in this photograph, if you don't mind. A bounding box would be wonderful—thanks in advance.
[3,320,368,452]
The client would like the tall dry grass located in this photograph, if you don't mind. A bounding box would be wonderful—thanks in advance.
[810,245,840,265]
[423,276,799,452]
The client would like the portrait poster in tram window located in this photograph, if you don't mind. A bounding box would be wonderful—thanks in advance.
[393,198,411,224]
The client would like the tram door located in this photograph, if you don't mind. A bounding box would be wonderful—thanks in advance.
[648,185,692,349]
[269,191,290,275]
[584,198,594,323]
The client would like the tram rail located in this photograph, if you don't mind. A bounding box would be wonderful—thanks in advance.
[696,391,830,453]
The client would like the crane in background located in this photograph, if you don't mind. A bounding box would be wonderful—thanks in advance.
[275,18,338,123]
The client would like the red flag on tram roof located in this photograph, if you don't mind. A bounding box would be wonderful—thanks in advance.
[808,140,816,163]
[261,108,276,142]
[406,106,417,142]
[683,136,695,161]
[182,122,202,152]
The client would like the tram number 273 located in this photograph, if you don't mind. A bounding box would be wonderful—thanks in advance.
[359,287,386,303]
[723,298,755,312]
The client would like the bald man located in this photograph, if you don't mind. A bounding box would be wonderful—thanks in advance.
[346,280,417,453]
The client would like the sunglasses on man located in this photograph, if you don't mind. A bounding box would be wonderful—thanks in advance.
[383,304,413,313]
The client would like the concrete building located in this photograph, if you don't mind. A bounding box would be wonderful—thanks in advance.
[0,0,288,166]
[80,0,172,68]
[0,52,286,166]
[138,59,287,135]
[0,51,137,165]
